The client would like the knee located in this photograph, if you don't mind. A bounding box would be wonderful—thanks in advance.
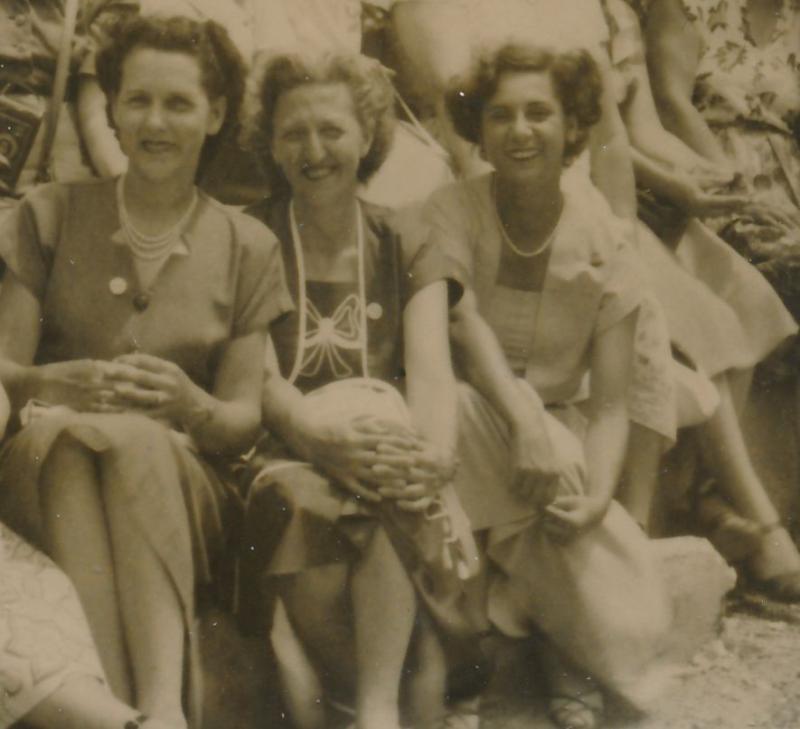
[42,436,95,481]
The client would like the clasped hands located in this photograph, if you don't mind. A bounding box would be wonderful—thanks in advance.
[36,354,202,427]
[290,408,455,513]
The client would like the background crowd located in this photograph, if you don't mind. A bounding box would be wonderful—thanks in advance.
[0,2,798,729]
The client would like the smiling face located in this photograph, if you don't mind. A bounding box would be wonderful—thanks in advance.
[480,69,575,184]
[270,82,372,203]
[112,48,225,184]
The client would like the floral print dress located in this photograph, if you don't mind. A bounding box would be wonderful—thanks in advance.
[674,0,800,318]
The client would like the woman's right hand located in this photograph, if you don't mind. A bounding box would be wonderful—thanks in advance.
[34,360,126,413]
[672,171,749,217]
[289,408,422,503]
[509,420,561,511]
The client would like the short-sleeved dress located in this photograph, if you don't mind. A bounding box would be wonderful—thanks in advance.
[604,0,798,377]
[425,175,675,710]
[0,177,292,723]
[237,195,485,644]
[653,0,800,321]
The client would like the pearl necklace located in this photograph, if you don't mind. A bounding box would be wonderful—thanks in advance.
[117,175,198,261]
[492,177,561,259]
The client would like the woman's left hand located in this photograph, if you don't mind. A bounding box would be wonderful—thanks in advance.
[370,441,456,512]
[542,494,608,543]
[106,353,204,427]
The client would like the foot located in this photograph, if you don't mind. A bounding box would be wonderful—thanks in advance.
[744,525,800,603]
[547,691,603,729]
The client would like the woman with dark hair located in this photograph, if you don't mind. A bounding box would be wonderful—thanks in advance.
[0,15,291,729]
[428,43,675,729]
[238,51,480,729]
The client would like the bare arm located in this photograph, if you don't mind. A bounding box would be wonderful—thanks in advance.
[403,281,457,458]
[588,46,638,220]
[543,309,636,539]
[645,0,728,164]
[583,311,636,506]
[77,76,128,178]
[450,288,562,500]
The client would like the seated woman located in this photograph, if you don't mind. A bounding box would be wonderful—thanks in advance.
[426,43,675,729]
[238,51,480,729]
[644,0,800,327]
[0,16,290,729]
[603,0,800,600]
[0,382,177,729]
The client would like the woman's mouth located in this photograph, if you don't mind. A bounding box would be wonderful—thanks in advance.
[141,140,175,154]
[301,164,336,181]
[507,149,540,162]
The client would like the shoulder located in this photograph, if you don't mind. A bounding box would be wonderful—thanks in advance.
[559,185,634,265]
[195,191,281,257]
[19,179,115,230]
[423,175,492,227]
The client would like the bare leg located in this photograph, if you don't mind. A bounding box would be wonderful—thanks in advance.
[698,375,779,524]
[282,564,356,702]
[103,484,187,729]
[25,675,176,729]
[351,528,416,729]
[40,441,133,701]
[536,636,603,729]
[404,614,448,729]
[618,424,666,531]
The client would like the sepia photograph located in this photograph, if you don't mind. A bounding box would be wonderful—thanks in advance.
[0,1,799,728]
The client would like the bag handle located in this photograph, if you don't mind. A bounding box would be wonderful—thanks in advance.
[34,0,80,184]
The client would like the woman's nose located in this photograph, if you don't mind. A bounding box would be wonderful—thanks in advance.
[510,112,532,139]
[142,103,167,131]
[304,131,325,162]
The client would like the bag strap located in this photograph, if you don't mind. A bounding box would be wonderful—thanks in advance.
[34,0,80,183]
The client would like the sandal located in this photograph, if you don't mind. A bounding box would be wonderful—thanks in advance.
[744,524,800,603]
[547,691,603,729]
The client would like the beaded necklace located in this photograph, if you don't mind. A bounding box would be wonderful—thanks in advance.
[116,175,198,261]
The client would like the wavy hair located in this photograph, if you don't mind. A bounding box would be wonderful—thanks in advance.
[244,52,396,193]
[95,14,246,177]
[446,43,603,165]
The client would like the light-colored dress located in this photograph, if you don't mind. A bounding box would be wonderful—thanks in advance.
[425,175,676,710]
[605,0,798,377]
[660,0,800,320]
[0,178,292,726]
[0,523,106,728]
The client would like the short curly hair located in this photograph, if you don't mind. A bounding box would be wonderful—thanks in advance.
[95,15,246,177]
[446,43,602,165]
[244,52,396,193]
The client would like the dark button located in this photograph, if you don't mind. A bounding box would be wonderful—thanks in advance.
[132,293,150,311]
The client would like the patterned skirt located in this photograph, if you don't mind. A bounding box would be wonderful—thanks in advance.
[0,523,105,728]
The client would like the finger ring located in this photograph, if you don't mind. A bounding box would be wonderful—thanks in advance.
[155,392,167,406]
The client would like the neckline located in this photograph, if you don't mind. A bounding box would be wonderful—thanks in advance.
[491,174,564,259]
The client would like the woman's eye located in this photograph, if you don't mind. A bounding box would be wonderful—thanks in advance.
[167,97,194,112]
[320,126,344,140]
[486,108,511,122]
[281,129,304,143]
[124,95,148,107]
[526,107,551,122]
